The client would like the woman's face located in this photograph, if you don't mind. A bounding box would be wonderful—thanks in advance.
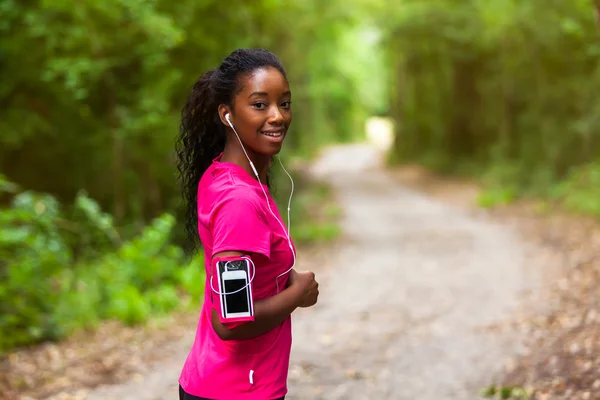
[226,66,292,157]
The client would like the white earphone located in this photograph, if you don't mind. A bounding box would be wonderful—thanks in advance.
[226,113,259,178]
[224,113,296,293]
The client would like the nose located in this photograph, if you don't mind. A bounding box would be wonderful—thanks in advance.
[268,105,284,125]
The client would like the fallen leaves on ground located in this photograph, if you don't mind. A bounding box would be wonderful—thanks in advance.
[497,208,600,400]
[391,164,600,400]
[0,311,198,400]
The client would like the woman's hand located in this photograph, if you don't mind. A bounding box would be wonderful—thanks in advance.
[288,269,319,308]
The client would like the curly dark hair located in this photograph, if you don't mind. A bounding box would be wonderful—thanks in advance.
[175,48,288,254]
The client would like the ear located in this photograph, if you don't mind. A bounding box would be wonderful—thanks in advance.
[218,104,232,127]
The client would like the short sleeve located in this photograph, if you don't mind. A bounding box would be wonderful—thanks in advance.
[210,196,271,259]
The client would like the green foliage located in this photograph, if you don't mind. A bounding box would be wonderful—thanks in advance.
[0,181,204,353]
[0,174,19,194]
[477,187,517,209]
[0,0,380,228]
[481,384,530,399]
[551,161,600,217]
[293,223,341,244]
[384,0,600,209]
[176,260,206,303]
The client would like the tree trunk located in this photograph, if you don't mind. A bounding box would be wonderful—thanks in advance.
[106,74,125,225]
[112,126,125,224]
[595,0,600,31]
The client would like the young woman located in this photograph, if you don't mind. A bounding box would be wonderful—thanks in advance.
[175,48,320,400]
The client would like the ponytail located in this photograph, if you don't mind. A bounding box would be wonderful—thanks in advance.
[175,69,225,254]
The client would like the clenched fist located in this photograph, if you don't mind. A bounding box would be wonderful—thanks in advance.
[288,269,319,308]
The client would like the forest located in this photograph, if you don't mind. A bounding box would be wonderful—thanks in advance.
[1,0,599,355]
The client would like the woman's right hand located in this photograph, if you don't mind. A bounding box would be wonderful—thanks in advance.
[288,269,319,308]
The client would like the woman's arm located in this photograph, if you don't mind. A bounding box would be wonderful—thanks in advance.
[210,251,318,341]
[211,283,302,341]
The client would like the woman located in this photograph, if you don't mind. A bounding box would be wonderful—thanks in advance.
[175,48,320,400]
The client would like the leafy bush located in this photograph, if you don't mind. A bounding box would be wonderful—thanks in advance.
[0,178,204,354]
[477,187,517,209]
[551,161,600,217]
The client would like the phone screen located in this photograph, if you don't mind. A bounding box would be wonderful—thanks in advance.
[224,278,249,313]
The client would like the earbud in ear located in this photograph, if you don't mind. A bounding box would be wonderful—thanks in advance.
[225,113,235,130]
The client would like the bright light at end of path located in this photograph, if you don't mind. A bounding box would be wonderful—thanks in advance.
[365,117,394,152]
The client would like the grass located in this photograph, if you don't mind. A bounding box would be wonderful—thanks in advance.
[480,384,530,399]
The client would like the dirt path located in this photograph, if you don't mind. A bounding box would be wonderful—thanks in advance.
[83,143,543,400]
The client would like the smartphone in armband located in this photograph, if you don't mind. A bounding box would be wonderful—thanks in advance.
[214,257,255,324]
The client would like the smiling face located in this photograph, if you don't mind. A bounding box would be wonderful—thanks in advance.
[222,66,292,158]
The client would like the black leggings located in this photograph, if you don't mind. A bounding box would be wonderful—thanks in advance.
[179,385,285,400]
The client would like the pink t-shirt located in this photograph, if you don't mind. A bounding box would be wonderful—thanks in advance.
[179,154,295,400]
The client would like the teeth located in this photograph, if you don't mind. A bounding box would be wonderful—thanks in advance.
[263,132,282,137]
